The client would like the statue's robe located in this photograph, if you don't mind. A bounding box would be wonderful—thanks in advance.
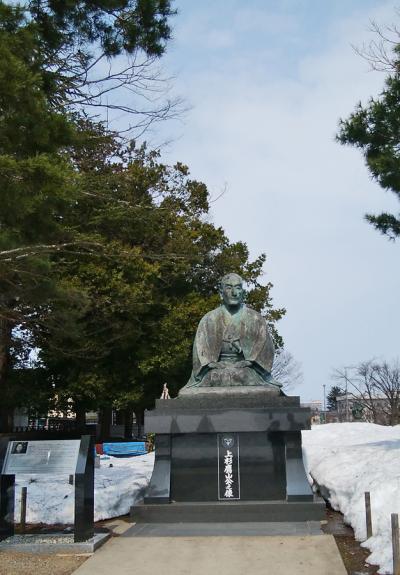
[184,305,279,389]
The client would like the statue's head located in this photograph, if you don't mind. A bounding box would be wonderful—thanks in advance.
[219,273,244,310]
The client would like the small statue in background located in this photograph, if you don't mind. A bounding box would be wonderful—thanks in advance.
[160,383,170,399]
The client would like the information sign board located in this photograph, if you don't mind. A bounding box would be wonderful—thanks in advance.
[2,440,80,475]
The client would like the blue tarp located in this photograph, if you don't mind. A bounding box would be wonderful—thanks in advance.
[103,442,147,457]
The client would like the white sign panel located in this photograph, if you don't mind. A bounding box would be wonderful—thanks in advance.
[217,433,240,500]
[2,440,81,475]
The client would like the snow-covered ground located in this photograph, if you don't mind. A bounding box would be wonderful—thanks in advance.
[11,423,400,573]
[14,452,155,523]
[303,422,400,575]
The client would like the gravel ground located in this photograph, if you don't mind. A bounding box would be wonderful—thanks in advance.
[0,551,88,575]
[2,534,74,544]
[322,509,379,575]
[0,518,130,575]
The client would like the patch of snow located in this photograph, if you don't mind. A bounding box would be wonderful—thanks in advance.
[13,452,155,524]
[303,423,400,575]
[12,423,400,573]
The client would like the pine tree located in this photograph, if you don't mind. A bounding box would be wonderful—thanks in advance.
[29,133,286,424]
[327,385,344,411]
[337,26,400,239]
[0,1,176,430]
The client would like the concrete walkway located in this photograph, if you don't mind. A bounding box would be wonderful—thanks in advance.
[73,523,347,575]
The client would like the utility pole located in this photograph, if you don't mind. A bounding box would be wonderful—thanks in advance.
[345,367,350,422]
[323,384,326,423]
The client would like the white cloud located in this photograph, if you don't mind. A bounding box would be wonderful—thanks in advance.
[157,2,400,401]
[204,29,235,49]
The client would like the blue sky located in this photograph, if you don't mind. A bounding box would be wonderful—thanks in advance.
[112,1,400,402]
[165,0,389,78]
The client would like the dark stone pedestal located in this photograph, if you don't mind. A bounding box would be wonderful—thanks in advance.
[131,390,325,523]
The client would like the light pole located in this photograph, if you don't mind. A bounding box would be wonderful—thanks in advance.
[345,367,349,422]
[323,384,326,423]
[341,365,354,422]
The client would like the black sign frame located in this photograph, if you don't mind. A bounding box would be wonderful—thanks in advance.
[0,435,94,543]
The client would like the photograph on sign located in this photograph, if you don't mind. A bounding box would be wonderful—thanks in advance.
[2,439,81,475]
[11,441,28,454]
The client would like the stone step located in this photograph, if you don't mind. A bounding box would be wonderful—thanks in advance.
[131,499,326,524]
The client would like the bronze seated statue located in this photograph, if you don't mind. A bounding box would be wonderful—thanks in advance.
[180,273,282,394]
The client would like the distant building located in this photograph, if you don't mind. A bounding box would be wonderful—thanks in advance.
[301,400,322,412]
[301,400,323,424]
[335,394,389,425]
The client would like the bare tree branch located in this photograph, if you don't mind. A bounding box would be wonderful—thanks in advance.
[272,349,303,391]
[43,45,186,137]
[333,359,400,424]
[352,15,400,73]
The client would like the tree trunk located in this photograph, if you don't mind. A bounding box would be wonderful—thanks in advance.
[389,400,400,426]
[0,318,13,433]
[134,409,144,439]
[99,407,112,441]
[115,410,125,425]
[0,406,13,433]
[124,408,133,439]
[75,402,86,432]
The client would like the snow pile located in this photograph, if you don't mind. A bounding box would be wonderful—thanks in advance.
[12,424,400,573]
[14,452,155,524]
[303,423,400,574]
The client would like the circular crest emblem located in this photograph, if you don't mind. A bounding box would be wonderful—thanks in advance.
[222,435,235,448]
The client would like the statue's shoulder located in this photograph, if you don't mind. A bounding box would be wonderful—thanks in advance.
[242,306,267,329]
[196,307,224,331]
[200,306,224,323]
[243,305,264,320]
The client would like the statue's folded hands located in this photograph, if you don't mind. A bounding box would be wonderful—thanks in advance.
[232,360,253,369]
[207,361,226,370]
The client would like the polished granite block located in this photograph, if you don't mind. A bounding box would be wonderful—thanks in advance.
[138,393,320,522]
[145,407,310,435]
[125,521,324,536]
[155,391,300,410]
[171,432,286,502]
[0,437,15,541]
[131,501,326,523]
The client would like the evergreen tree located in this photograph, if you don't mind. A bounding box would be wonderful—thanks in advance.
[0,1,287,433]
[0,0,176,430]
[327,385,344,411]
[337,27,400,239]
[28,132,286,425]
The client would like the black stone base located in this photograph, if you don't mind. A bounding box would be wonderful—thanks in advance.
[140,391,320,522]
[131,500,326,523]
[169,431,286,502]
